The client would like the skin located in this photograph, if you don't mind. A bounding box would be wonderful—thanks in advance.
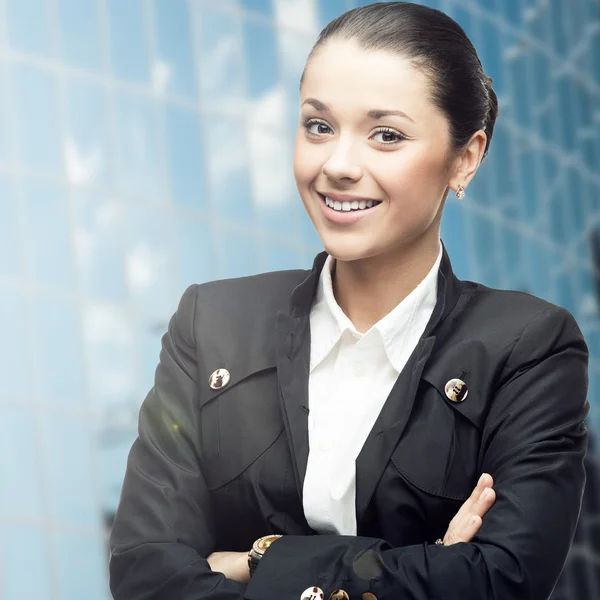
[208,39,494,582]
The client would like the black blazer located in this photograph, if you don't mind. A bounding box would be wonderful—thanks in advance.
[109,244,590,600]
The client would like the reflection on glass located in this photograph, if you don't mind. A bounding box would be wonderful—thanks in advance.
[57,0,102,71]
[65,78,112,186]
[74,192,126,302]
[175,215,215,289]
[0,66,11,166]
[115,91,165,201]
[153,0,196,98]
[216,226,260,278]
[11,65,62,175]
[195,4,246,116]
[0,290,30,398]
[242,18,279,98]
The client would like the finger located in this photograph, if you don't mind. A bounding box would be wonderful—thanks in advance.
[450,474,494,527]
[474,487,496,515]
[445,514,482,546]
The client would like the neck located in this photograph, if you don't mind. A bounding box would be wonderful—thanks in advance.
[331,235,441,334]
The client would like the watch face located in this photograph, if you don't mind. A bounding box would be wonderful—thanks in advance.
[255,535,281,552]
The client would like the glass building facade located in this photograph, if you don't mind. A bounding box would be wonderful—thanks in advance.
[0,0,599,598]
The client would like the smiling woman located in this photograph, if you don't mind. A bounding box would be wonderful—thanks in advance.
[108,3,589,600]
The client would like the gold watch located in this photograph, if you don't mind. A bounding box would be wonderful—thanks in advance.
[247,534,282,576]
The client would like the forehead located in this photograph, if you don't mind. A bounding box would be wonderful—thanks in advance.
[301,38,437,118]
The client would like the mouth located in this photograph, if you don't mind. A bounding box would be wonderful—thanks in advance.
[318,193,382,213]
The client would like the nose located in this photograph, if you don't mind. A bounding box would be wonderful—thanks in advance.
[321,140,363,182]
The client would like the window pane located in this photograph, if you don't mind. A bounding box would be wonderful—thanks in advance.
[175,215,216,288]
[0,289,32,398]
[22,180,74,289]
[241,0,273,16]
[32,296,85,408]
[1,524,52,600]
[11,64,62,175]
[115,91,165,201]
[54,531,107,600]
[43,413,99,527]
[74,193,126,302]
[5,0,53,56]
[242,19,279,99]
[216,226,261,278]
[0,405,44,519]
[64,77,112,186]
[0,63,12,166]
[0,175,21,279]
[164,105,206,209]
[57,0,102,71]
[107,0,150,84]
[153,0,196,98]
[196,4,246,117]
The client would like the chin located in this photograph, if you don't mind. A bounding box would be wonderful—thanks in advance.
[321,237,379,263]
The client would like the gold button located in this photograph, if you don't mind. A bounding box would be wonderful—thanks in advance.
[444,378,468,402]
[361,594,377,600]
[209,368,230,390]
[329,590,349,600]
[301,587,324,600]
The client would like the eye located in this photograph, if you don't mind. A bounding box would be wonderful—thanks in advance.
[371,127,406,145]
[303,119,333,137]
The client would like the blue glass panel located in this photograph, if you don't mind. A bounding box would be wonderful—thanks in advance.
[82,303,137,410]
[153,0,196,98]
[550,0,567,56]
[1,524,52,600]
[5,0,52,56]
[265,242,303,272]
[441,200,470,281]
[206,116,252,222]
[124,203,175,316]
[216,226,261,278]
[107,0,149,84]
[242,19,279,98]
[64,77,112,186]
[471,213,500,285]
[517,146,539,221]
[522,236,556,300]
[44,413,98,526]
[74,192,126,302]
[499,225,525,290]
[554,270,578,315]
[0,289,30,398]
[0,65,11,166]
[318,0,347,27]
[0,175,21,279]
[508,51,533,130]
[11,65,62,174]
[175,215,216,288]
[478,20,504,95]
[565,168,585,235]
[54,531,106,600]
[57,0,102,71]
[32,296,85,408]
[0,405,43,518]
[241,0,273,16]
[491,123,517,199]
[164,105,206,209]
[500,0,521,25]
[196,5,246,116]
[556,79,576,152]
[448,5,474,39]
[115,91,165,201]
[22,180,74,289]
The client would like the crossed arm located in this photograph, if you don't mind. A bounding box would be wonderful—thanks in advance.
[109,285,589,600]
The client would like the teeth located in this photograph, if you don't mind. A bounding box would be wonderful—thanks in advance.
[324,196,380,212]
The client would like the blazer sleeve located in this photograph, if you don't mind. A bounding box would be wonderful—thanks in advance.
[245,306,590,600]
[108,284,246,600]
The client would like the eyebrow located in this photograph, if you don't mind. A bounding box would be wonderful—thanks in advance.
[301,98,415,123]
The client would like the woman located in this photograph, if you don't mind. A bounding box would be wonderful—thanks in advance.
[109,3,589,600]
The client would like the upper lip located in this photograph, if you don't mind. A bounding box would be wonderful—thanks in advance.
[318,191,380,203]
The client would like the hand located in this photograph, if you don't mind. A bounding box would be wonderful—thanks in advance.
[206,551,250,584]
[441,472,496,546]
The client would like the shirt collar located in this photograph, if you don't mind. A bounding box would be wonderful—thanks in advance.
[309,240,443,373]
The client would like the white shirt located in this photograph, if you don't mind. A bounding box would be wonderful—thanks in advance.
[303,241,443,535]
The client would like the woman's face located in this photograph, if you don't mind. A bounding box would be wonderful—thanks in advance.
[293,38,459,262]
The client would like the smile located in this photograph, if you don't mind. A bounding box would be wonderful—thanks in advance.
[324,196,382,212]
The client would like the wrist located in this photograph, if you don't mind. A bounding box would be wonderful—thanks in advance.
[247,534,282,578]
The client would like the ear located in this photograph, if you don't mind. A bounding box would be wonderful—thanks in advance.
[448,130,487,195]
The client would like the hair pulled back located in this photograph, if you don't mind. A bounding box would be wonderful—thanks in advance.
[301,2,499,159]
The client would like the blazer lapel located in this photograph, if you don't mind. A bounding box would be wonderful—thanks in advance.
[355,243,463,524]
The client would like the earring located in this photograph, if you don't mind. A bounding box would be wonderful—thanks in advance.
[455,185,466,200]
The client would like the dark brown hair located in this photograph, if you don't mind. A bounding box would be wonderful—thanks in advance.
[300,1,499,160]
